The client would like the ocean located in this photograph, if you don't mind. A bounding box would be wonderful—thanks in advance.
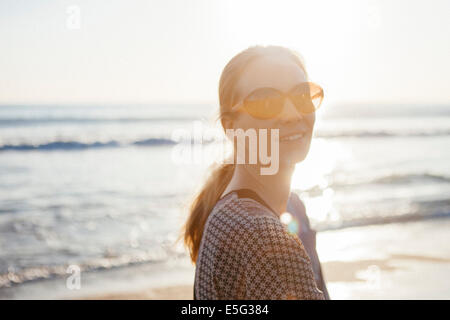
[0,103,449,288]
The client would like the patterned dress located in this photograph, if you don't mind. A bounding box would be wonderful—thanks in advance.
[194,189,325,300]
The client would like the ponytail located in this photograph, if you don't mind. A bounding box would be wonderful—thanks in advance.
[182,163,234,263]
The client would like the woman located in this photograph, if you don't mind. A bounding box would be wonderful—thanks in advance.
[183,45,325,300]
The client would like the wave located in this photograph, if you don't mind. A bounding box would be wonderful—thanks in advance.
[315,129,450,138]
[2,117,450,139]
[0,249,174,289]
[315,198,450,231]
[300,173,450,197]
[0,141,121,151]
[133,138,177,146]
[2,126,450,153]
[340,173,450,187]
[0,116,202,127]
[0,138,178,151]
[370,173,450,184]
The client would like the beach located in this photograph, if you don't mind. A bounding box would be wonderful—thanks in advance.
[2,217,449,300]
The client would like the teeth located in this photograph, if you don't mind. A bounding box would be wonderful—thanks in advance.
[281,133,305,141]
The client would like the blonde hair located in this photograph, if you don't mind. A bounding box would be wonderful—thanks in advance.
[181,45,307,264]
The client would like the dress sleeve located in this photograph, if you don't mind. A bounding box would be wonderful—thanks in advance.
[244,215,325,300]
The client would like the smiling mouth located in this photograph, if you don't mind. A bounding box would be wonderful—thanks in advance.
[280,132,306,142]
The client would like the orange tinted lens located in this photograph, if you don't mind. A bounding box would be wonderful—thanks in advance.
[243,88,284,119]
[243,97,283,119]
[291,82,324,114]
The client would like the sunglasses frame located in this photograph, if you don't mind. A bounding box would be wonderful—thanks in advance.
[230,81,324,120]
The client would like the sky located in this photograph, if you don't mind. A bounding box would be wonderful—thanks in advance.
[0,0,449,106]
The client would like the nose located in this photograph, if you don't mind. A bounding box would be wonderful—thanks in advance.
[278,98,304,123]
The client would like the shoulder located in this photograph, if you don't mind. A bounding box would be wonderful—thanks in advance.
[202,193,275,247]
[287,192,311,229]
[243,213,324,299]
[287,192,306,214]
[203,192,289,251]
[249,213,311,262]
[207,192,276,229]
[214,195,312,264]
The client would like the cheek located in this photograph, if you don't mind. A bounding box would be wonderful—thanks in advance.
[232,114,267,131]
[255,119,283,132]
[306,113,315,129]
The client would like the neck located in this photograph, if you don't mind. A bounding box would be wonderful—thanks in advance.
[224,162,295,216]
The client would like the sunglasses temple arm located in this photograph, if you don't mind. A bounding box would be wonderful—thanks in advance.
[230,101,244,112]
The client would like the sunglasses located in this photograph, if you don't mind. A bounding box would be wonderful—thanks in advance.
[230,82,324,120]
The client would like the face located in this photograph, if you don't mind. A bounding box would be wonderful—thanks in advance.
[228,54,316,167]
